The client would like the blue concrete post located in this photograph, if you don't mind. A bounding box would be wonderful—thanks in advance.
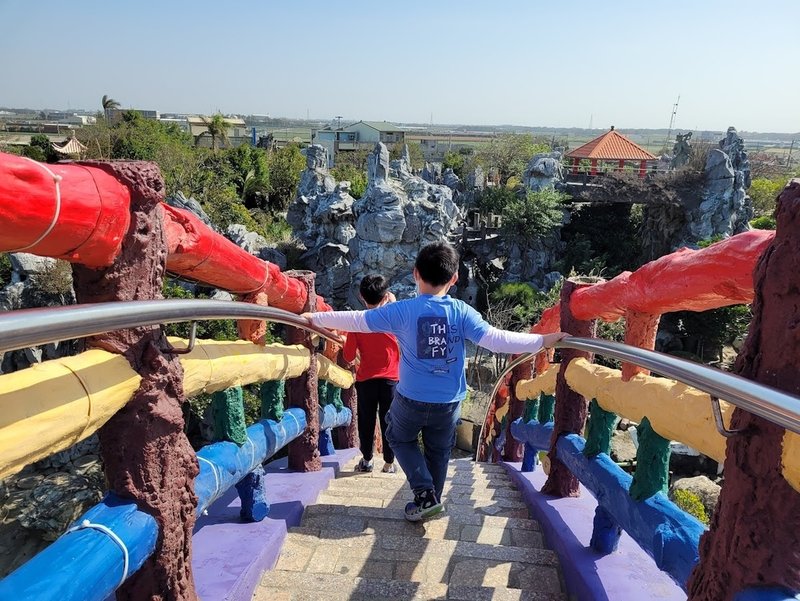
[235,465,269,522]
[590,505,622,553]
[521,441,539,473]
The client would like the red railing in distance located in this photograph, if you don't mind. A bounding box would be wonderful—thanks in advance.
[0,152,331,313]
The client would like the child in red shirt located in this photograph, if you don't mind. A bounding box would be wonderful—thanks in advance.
[343,275,400,473]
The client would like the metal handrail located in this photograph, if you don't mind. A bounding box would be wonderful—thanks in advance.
[0,299,343,354]
[478,337,800,454]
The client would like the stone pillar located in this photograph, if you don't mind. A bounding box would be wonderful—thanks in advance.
[541,278,597,497]
[503,358,533,462]
[621,310,660,380]
[71,162,198,601]
[285,271,322,472]
[688,180,800,600]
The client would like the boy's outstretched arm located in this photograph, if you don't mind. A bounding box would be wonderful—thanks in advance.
[476,327,570,355]
[301,310,372,333]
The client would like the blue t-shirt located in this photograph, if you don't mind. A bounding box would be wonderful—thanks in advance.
[363,294,491,403]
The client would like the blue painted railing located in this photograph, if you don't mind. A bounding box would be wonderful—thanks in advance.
[510,417,705,590]
[0,409,310,601]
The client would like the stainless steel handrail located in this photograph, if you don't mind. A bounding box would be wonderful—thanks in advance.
[0,299,343,353]
[477,337,800,453]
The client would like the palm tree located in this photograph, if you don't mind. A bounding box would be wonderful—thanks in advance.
[101,95,120,121]
[198,114,230,151]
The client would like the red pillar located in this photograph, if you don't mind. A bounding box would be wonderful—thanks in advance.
[571,157,579,175]
[638,160,647,178]
[618,159,625,172]
[622,310,660,381]
[590,159,598,176]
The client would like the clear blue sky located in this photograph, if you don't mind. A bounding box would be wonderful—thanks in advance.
[1,0,797,132]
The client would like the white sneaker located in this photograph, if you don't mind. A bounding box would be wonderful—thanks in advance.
[382,462,396,474]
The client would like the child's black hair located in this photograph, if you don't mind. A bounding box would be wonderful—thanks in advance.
[360,274,390,306]
[414,242,460,287]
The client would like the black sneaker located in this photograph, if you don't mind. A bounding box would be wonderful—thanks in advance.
[354,458,373,472]
[404,489,443,522]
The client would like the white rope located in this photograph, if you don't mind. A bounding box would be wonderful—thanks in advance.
[13,158,63,252]
[197,456,220,499]
[67,519,129,587]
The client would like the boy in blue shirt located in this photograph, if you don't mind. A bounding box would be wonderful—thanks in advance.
[305,242,567,521]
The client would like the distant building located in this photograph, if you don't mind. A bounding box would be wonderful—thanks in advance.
[312,120,405,167]
[105,108,160,125]
[187,116,249,148]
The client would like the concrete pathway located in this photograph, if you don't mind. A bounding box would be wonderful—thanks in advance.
[254,457,567,601]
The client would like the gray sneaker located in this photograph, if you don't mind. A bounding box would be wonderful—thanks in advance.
[354,458,373,473]
[382,462,396,474]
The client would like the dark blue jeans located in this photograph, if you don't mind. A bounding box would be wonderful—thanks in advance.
[385,392,461,501]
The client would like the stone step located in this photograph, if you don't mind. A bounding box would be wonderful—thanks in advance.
[256,570,567,601]
[290,518,545,547]
[316,490,528,510]
[303,503,538,529]
[330,471,515,490]
[311,496,531,520]
[323,483,524,502]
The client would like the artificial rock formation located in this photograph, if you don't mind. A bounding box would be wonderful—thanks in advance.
[287,145,357,305]
[71,161,199,601]
[349,143,463,302]
[523,151,565,192]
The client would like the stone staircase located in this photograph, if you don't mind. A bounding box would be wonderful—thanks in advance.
[254,458,567,601]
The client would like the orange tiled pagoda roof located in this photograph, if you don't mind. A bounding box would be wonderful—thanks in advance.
[566,128,657,161]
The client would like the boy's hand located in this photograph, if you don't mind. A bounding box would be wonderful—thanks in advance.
[542,332,571,348]
[300,312,314,323]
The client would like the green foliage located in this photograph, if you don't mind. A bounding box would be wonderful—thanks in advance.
[474,186,516,217]
[697,234,725,249]
[672,489,709,525]
[488,279,562,331]
[29,260,73,297]
[389,142,424,171]
[25,134,58,163]
[501,188,565,241]
[331,164,367,199]
[198,113,230,151]
[443,151,465,179]
[0,254,11,287]
[749,215,776,230]
[267,144,306,212]
[162,279,239,341]
[749,178,784,216]
[227,144,271,209]
[559,204,644,277]
[674,305,751,362]
[477,134,550,185]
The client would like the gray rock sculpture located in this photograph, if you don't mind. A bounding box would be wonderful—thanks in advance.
[225,224,287,270]
[390,144,413,179]
[523,151,564,191]
[165,191,214,228]
[421,162,441,184]
[466,165,485,191]
[442,168,462,192]
[348,143,463,304]
[287,145,357,304]
[670,132,693,169]
[686,127,752,242]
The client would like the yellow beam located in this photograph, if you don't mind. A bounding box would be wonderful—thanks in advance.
[564,358,800,493]
[316,355,355,389]
[515,364,560,400]
[0,338,328,480]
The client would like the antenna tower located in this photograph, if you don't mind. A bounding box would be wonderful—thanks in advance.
[663,94,680,152]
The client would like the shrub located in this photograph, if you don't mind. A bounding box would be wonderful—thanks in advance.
[749,178,784,216]
[697,234,725,249]
[672,489,709,525]
[0,253,12,287]
[501,188,565,241]
[749,215,776,230]
[331,164,367,199]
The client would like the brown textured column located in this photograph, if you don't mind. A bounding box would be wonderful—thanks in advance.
[285,271,322,472]
[503,358,533,461]
[621,310,660,381]
[335,353,359,449]
[72,162,198,601]
[688,180,800,600]
[542,278,597,497]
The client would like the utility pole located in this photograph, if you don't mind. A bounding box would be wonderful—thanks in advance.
[787,139,795,173]
[663,94,680,152]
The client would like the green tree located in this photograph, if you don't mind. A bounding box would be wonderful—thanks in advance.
[389,142,424,170]
[268,144,306,211]
[474,186,517,218]
[749,177,785,216]
[227,144,271,209]
[101,94,120,111]
[478,133,550,186]
[197,114,230,151]
[24,134,58,163]
[331,164,367,199]
[501,188,565,241]
[443,151,465,179]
